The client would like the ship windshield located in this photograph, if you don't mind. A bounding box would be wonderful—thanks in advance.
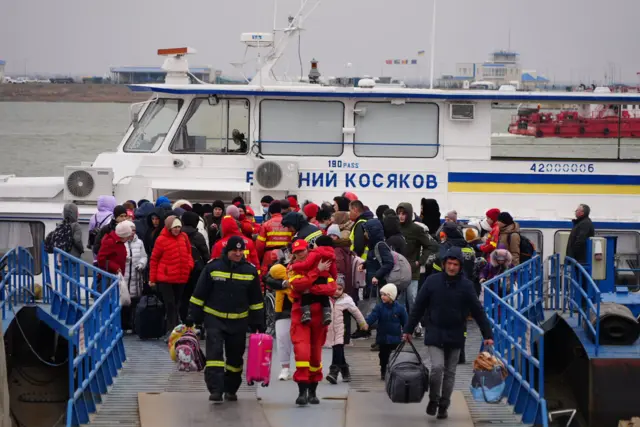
[123,99,182,152]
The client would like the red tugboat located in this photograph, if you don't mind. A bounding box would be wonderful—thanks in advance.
[508,96,640,138]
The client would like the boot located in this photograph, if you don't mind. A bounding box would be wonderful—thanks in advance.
[209,392,223,403]
[300,306,311,324]
[326,365,340,385]
[307,382,320,404]
[322,306,332,325]
[340,365,351,383]
[295,383,309,406]
[437,405,449,419]
[224,392,237,401]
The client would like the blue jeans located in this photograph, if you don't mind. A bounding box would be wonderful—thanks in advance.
[399,280,419,316]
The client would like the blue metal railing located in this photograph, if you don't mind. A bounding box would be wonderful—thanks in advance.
[484,255,545,324]
[563,256,601,355]
[546,253,562,311]
[483,256,548,426]
[0,247,35,318]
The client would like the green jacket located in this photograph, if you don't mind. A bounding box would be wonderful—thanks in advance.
[396,202,439,280]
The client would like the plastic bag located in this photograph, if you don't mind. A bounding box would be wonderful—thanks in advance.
[470,348,507,403]
[168,324,190,361]
[118,273,131,306]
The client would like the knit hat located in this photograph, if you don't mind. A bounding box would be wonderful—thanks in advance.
[380,284,398,301]
[497,212,514,226]
[303,203,319,220]
[113,205,127,218]
[327,224,341,238]
[181,211,200,228]
[225,235,246,253]
[343,192,358,201]
[315,235,334,248]
[212,200,225,211]
[269,264,287,280]
[445,210,458,222]
[231,196,245,206]
[226,205,240,220]
[155,196,170,207]
[292,239,308,253]
[261,195,274,205]
[164,215,182,229]
[486,208,501,222]
[126,209,135,219]
[115,221,134,238]
[287,196,300,212]
[268,201,282,215]
[464,227,479,242]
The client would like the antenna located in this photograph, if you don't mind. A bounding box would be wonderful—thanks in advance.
[508,27,511,52]
[429,0,437,89]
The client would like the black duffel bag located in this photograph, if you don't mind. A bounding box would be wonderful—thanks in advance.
[385,340,429,403]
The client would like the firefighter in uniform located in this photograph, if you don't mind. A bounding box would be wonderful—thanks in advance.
[187,236,265,403]
[281,212,323,247]
[255,200,292,274]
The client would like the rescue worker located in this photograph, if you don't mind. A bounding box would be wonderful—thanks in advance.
[211,216,261,274]
[288,247,336,406]
[281,211,323,247]
[187,236,265,403]
[478,208,501,256]
[256,201,292,273]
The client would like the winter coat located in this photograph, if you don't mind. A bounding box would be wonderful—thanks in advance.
[325,294,366,346]
[333,238,356,295]
[383,215,407,257]
[264,272,293,321]
[479,222,500,255]
[332,211,354,239]
[149,228,194,285]
[480,248,515,282]
[281,212,323,247]
[89,195,116,236]
[406,247,493,349]
[566,215,595,263]
[420,198,441,236]
[351,211,374,258]
[124,235,147,298]
[255,213,292,261]
[143,208,165,256]
[211,216,260,272]
[365,301,408,345]
[204,212,224,250]
[133,202,156,240]
[289,246,338,281]
[63,203,84,258]
[427,238,476,281]
[93,219,117,257]
[362,219,395,282]
[97,231,127,275]
[396,202,439,280]
[498,222,522,265]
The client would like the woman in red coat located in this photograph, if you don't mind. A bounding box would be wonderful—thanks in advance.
[288,247,336,406]
[97,221,134,275]
[149,215,194,335]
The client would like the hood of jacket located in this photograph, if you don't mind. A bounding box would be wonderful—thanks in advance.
[134,202,155,221]
[63,203,78,223]
[383,215,402,239]
[441,247,464,279]
[146,207,166,228]
[155,196,171,207]
[332,211,350,225]
[181,211,200,228]
[97,195,116,213]
[396,202,415,223]
[281,212,308,232]
[362,219,385,248]
[360,210,374,221]
[490,248,513,266]
[221,215,242,237]
[500,222,520,234]
[182,225,198,238]
[333,237,352,248]
[313,245,336,260]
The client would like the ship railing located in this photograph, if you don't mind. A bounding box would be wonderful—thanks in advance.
[546,253,563,311]
[482,258,548,426]
[0,247,35,320]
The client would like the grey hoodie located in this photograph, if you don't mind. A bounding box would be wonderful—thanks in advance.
[63,203,84,258]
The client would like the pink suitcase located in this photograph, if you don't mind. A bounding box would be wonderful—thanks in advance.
[246,333,273,387]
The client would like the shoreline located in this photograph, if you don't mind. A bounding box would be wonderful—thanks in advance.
[0,84,150,103]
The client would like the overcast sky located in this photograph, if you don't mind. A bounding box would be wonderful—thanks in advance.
[1,0,638,84]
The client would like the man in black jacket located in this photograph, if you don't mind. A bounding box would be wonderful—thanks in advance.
[566,204,595,263]
[404,247,493,420]
[281,212,323,247]
[187,236,264,403]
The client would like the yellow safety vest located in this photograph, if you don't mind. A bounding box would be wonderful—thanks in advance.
[350,218,369,261]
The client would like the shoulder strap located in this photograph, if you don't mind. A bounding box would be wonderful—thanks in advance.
[98,214,110,228]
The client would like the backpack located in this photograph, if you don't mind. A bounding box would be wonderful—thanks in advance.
[507,233,535,262]
[188,233,205,272]
[374,241,412,291]
[175,329,205,372]
[44,222,74,254]
[351,254,367,289]
[87,214,110,249]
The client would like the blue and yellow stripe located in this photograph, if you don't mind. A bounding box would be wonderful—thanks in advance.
[448,173,640,195]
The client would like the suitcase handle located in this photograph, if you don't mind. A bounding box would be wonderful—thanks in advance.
[388,339,424,368]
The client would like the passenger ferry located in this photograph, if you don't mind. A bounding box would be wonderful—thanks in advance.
[0,6,639,277]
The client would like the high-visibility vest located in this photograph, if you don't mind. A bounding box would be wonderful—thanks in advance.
[350,218,369,261]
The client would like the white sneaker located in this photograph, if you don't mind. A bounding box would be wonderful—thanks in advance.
[278,367,290,381]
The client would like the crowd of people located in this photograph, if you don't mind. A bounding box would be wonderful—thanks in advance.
[49,193,595,419]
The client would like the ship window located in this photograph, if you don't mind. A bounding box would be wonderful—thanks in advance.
[353,102,439,158]
[0,221,44,275]
[259,100,344,156]
[124,99,182,153]
[520,229,543,256]
[170,98,250,154]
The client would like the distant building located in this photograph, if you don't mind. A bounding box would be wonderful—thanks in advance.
[0,60,6,83]
[110,66,214,84]
[437,51,548,89]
